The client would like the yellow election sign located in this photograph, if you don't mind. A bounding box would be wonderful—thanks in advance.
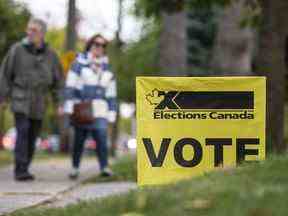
[136,77,266,186]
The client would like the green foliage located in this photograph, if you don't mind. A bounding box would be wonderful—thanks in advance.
[108,24,161,102]
[0,0,30,59]
[186,6,219,76]
[134,0,185,18]
[41,96,59,137]
[133,0,231,19]
[240,0,262,28]
[2,106,13,132]
[188,0,232,8]
[46,28,66,56]
[0,150,12,167]
[0,0,30,135]
[119,117,132,135]
[46,27,84,56]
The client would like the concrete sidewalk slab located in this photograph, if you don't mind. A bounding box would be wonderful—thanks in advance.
[44,182,137,208]
[0,157,99,215]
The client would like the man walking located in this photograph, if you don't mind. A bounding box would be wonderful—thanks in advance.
[0,18,64,181]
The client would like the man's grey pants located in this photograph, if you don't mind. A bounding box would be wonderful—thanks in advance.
[14,113,42,175]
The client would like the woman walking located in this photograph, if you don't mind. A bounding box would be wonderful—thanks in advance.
[63,34,117,179]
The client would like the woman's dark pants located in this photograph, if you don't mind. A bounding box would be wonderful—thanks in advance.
[72,127,108,170]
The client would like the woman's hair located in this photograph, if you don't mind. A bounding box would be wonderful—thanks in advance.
[85,34,108,53]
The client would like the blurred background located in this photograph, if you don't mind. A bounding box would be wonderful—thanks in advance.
[0,0,287,158]
[1,1,288,214]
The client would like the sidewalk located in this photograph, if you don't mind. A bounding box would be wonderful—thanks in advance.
[43,182,137,208]
[0,157,99,215]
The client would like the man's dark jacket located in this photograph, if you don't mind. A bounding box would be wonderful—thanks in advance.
[0,39,64,119]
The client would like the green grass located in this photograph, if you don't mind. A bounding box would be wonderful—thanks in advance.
[118,117,132,135]
[10,154,288,216]
[0,150,13,167]
[284,105,288,142]
[85,154,136,183]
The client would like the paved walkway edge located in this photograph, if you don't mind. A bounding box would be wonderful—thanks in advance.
[2,177,87,215]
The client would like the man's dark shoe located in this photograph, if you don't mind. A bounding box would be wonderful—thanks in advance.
[14,173,35,181]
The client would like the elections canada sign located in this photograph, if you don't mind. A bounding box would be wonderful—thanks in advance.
[136,77,266,186]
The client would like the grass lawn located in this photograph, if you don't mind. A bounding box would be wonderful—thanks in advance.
[0,150,13,167]
[10,153,288,216]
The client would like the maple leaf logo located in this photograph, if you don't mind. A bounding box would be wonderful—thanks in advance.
[146,89,164,106]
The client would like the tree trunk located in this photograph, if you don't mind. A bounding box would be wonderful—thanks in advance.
[211,0,255,75]
[110,0,125,157]
[115,0,124,48]
[256,0,288,153]
[60,0,77,153]
[66,0,77,51]
[159,11,187,76]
